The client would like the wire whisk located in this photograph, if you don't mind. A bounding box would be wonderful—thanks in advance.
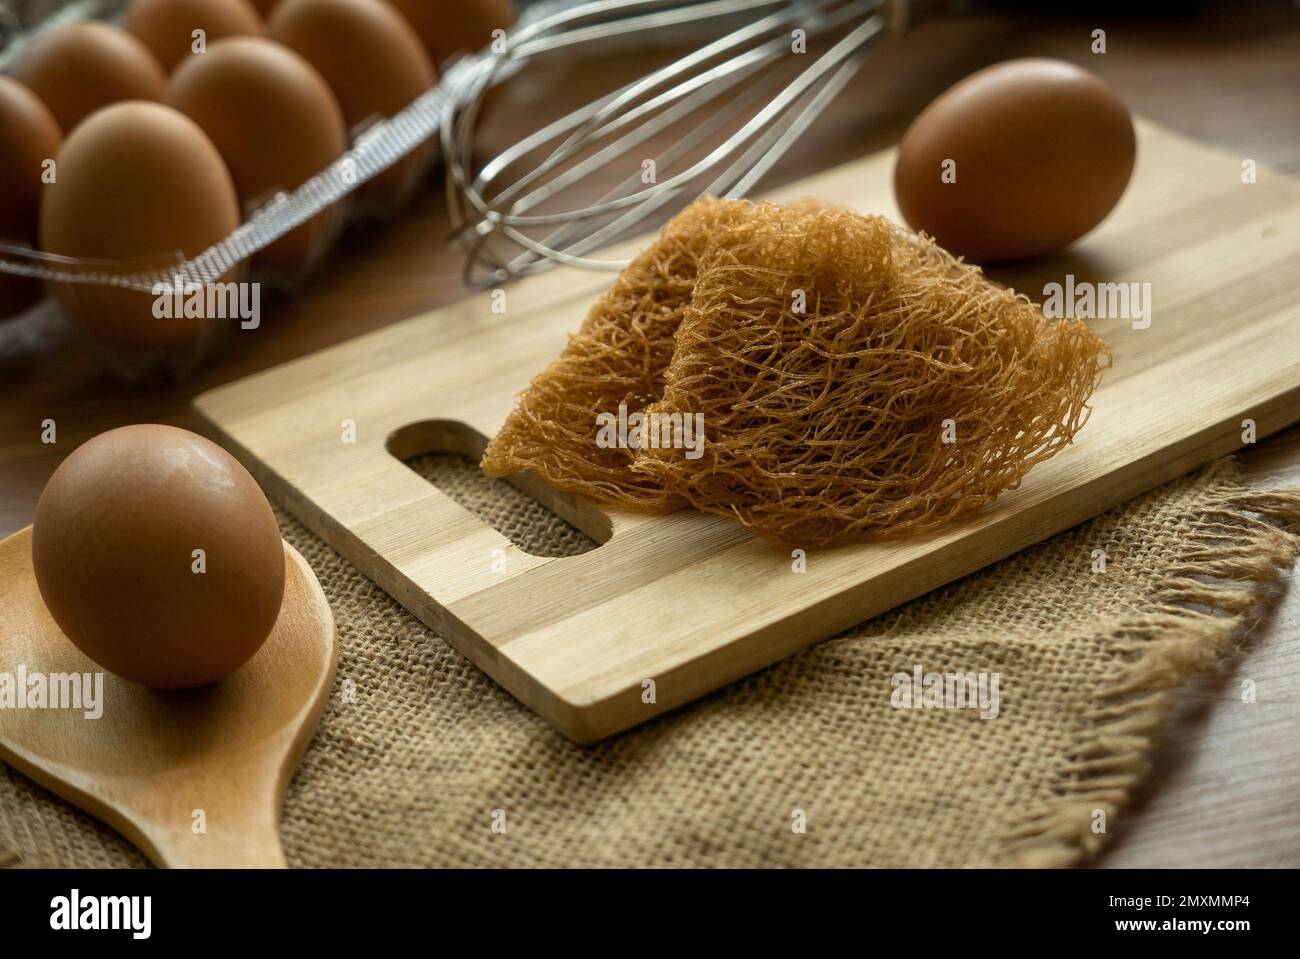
[442,0,908,286]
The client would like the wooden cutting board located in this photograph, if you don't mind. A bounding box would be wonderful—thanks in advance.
[195,120,1300,743]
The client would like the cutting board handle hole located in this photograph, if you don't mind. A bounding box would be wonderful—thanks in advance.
[387,419,610,556]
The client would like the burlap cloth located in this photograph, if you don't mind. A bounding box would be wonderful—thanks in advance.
[2,456,1298,868]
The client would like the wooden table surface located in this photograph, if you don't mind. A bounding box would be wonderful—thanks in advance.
[2,1,1298,867]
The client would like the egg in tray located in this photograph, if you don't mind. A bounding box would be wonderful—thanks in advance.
[0,0,515,376]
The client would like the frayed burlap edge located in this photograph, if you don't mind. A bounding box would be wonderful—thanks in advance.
[3,459,1297,869]
[1001,459,1300,867]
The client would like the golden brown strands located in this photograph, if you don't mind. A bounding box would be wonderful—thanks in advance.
[636,201,1111,544]
[479,197,749,508]
[483,198,1112,545]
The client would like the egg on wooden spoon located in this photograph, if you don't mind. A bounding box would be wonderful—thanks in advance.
[32,424,286,689]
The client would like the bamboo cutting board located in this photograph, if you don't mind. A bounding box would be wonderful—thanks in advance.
[195,120,1300,742]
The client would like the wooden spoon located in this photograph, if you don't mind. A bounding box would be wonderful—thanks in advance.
[0,526,336,868]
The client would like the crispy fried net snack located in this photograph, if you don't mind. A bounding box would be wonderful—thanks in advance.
[479,198,749,508]
[482,198,1111,545]
[636,201,1111,544]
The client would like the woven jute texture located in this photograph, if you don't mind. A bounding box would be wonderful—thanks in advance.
[2,456,1298,868]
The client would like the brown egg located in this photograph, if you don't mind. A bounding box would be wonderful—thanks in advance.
[32,424,285,689]
[894,59,1136,264]
[269,0,434,209]
[386,0,515,67]
[39,102,242,351]
[0,76,61,319]
[0,76,62,243]
[168,37,347,276]
[12,22,167,134]
[124,0,266,73]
